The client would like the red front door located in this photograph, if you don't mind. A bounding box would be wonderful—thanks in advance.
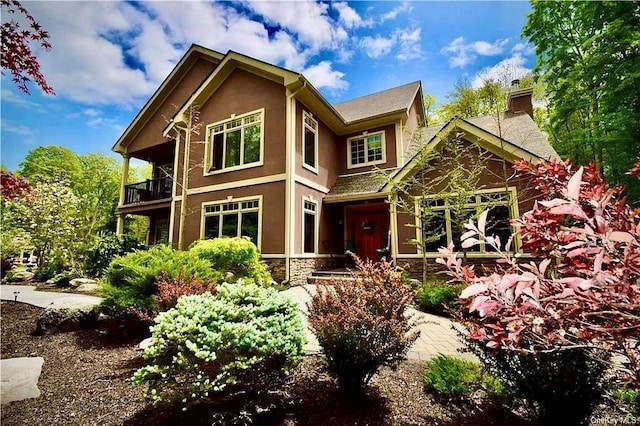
[345,204,390,261]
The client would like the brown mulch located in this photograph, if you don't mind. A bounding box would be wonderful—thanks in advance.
[0,300,600,426]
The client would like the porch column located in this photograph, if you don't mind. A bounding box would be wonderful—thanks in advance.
[118,153,130,206]
[390,193,399,262]
[116,213,125,235]
[116,154,130,236]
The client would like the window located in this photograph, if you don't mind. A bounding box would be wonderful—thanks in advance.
[303,111,317,171]
[416,189,516,253]
[303,198,317,253]
[203,198,260,245]
[208,109,263,172]
[347,131,385,168]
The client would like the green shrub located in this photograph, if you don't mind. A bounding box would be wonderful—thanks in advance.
[84,234,145,278]
[101,245,216,314]
[614,387,640,416]
[132,282,305,408]
[469,344,609,425]
[416,282,463,314]
[189,237,272,285]
[308,256,419,394]
[46,271,75,287]
[424,355,480,397]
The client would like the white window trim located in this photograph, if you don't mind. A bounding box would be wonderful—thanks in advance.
[302,196,318,254]
[302,111,318,174]
[414,187,520,254]
[347,130,387,169]
[204,108,265,176]
[200,195,263,249]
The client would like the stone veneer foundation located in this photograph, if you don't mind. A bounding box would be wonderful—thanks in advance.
[264,257,345,286]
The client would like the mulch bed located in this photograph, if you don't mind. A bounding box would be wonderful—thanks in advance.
[0,301,621,425]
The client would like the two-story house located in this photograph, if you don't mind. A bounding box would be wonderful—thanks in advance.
[113,44,559,284]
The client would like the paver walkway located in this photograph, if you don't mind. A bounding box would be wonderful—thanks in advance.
[0,285,101,308]
[282,285,475,361]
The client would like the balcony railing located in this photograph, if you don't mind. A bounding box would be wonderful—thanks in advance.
[123,176,172,205]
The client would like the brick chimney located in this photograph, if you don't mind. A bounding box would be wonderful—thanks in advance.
[507,79,534,119]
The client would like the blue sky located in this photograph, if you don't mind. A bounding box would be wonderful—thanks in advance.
[1,0,536,172]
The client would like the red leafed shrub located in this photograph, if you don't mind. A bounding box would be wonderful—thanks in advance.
[133,273,217,322]
[438,159,640,386]
[155,273,217,312]
[307,256,419,394]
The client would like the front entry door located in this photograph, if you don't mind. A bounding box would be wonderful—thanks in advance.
[345,204,389,261]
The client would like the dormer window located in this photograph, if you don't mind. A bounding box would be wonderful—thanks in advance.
[207,108,264,173]
[347,131,385,169]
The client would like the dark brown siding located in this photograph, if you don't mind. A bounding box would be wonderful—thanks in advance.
[188,69,287,189]
[396,140,539,255]
[173,181,286,254]
[294,100,341,190]
[127,58,216,155]
[339,124,397,174]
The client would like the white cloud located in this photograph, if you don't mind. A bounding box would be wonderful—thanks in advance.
[246,0,340,51]
[442,36,509,68]
[0,89,44,111]
[332,2,373,29]
[360,35,396,58]
[512,42,535,55]
[1,120,33,135]
[471,53,532,88]
[396,27,423,61]
[302,61,348,92]
[380,1,413,22]
[359,27,423,61]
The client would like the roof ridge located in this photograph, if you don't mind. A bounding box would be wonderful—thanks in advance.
[334,80,421,107]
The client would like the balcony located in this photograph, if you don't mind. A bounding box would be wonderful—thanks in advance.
[123,176,172,205]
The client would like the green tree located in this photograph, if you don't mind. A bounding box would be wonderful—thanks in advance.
[76,153,121,236]
[11,181,81,271]
[18,145,82,188]
[523,0,640,203]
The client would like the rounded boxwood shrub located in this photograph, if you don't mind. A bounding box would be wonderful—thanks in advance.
[101,245,216,314]
[416,283,463,314]
[189,237,272,285]
[424,355,481,397]
[132,282,306,408]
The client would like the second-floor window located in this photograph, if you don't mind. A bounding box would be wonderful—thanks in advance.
[303,111,317,171]
[347,131,385,168]
[208,109,263,172]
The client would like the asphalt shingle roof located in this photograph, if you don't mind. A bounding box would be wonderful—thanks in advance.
[324,170,394,200]
[333,81,421,123]
[404,112,560,166]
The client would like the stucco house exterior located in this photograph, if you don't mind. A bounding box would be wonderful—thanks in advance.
[113,44,559,284]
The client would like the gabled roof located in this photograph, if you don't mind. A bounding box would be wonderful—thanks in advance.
[404,112,559,166]
[113,44,224,153]
[168,50,303,131]
[334,81,421,123]
[386,113,560,190]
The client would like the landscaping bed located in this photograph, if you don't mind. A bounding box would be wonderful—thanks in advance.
[0,301,529,425]
[1,301,628,425]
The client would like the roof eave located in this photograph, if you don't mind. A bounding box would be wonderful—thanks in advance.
[112,44,224,154]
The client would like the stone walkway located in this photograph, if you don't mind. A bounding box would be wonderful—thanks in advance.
[281,285,474,361]
[0,285,101,308]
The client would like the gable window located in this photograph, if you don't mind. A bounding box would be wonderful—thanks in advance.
[208,109,263,172]
[303,111,318,171]
[347,131,385,168]
[202,198,261,246]
[416,188,517,253]
[302,198,317,253]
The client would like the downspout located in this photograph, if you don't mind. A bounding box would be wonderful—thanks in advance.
[284,79,307,282]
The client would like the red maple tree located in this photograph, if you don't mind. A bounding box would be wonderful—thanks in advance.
[1,0,54,94]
